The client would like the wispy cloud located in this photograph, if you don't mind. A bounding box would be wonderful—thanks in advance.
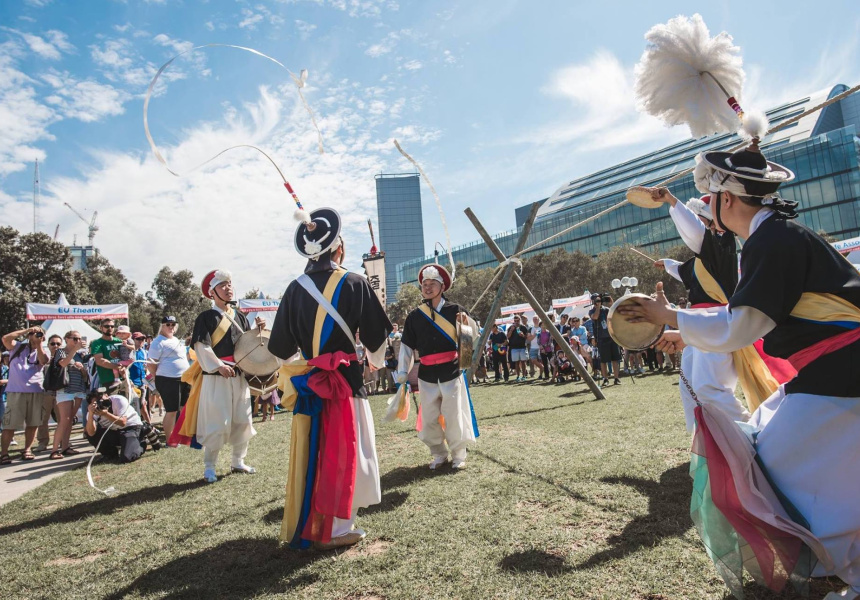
[402,59,422,71]
[1,27,75,60]
[238,9,265,30]
[365,31,399,57]
[276,0,398,19]
[40,69,128,122]
[295,20,317,40]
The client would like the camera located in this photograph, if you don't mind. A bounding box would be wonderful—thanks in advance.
[87,387,113,411]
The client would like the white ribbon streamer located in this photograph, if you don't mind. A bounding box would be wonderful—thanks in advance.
[393,140,456,281]
[143,43,324,180]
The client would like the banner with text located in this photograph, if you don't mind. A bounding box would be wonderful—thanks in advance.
[237,298,281,313]
[363,255,387,307]
[26,303,129,321]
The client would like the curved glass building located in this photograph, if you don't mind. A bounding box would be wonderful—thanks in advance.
[396,84,860,287]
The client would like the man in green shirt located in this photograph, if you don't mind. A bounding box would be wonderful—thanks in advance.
[89,318,125,387]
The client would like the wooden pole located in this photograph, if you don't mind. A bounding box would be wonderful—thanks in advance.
[468,202,540,379]
[464,207,605,401]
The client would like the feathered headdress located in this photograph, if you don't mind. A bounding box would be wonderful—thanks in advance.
[634,14,768,141]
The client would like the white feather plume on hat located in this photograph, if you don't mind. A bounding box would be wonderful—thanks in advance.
[634,14,745,138]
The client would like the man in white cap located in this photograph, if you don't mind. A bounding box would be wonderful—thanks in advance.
[620,142,860,600]
[188,269,264,483]
[652,193,752,430]
[269,207,392,550]
[395,264,479,470]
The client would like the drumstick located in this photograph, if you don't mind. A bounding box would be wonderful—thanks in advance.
[629,247,656,262]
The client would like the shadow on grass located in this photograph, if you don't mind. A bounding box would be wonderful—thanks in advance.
[499,549,572,576]
[718,576,840,600]
[263,505,284,525]
[480,397,589,422]
[574,463,692,570]
[104,537,322,600]
[380,464,456,489]
[360,490,409,516]
[471,449,587,502]
[0,481,203,537]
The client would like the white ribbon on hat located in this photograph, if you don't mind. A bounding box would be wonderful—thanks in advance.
[421,266,444,285]
[209,270,232,296]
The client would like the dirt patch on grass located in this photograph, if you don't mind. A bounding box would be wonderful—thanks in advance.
[341,539,391,559]
[46,550,107,566]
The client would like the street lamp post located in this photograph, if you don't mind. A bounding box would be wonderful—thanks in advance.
[611,276,639,296]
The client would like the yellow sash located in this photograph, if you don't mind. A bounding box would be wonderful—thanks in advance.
[693,259,779,412]
[279,269,349,544]
[790,292,860,324]
[417,303,458,345]
[211,308,234,347]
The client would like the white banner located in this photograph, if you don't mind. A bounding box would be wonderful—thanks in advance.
[500,302,531,315]
[363,255,386,306]
[237,298,281,313]
[552,291,591,309]
[833,236,860,253]
[494,315,515,326]
[26,303,129,321]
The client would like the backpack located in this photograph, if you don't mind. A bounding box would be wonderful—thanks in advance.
[42,351,69,391]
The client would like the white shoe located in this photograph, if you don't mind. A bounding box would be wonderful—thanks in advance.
[825,589,860,600]
[203,468,217,483]
[429,455,449,470]
[231,464,256,475]
[9,439,17,446]
[452,458,467,470]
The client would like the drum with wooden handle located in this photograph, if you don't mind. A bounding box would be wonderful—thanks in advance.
[233,328,280,395]
[457,320,475,371]
[607,294,665,351]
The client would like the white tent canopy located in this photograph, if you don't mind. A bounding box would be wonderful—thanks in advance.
[37,294,102,343]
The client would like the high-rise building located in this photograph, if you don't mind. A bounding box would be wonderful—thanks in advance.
[375,173,425,303]
[397,84,860,287]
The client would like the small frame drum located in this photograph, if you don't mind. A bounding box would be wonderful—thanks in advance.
[626,186,664,210]
[234,328,280,395]
[607,294,665,351]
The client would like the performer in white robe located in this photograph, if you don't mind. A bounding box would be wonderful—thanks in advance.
[191,270,263,483]
[654,194,750,431]
[395,264,479,470]
[269,207,392,550]
[620,143,860,600]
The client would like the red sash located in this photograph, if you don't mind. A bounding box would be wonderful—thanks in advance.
[419,351,459,366]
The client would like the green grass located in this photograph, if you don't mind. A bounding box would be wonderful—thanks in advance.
[0,372,842,599]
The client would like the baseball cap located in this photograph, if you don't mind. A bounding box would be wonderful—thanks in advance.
[590,293,601,302]
[132,332,145,340]
[161,316,177,324]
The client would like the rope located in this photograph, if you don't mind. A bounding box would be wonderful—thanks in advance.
[468,257,522,314]
[512,82,860,258]
[393,140,456,281]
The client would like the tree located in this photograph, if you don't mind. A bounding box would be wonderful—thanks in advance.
[150,267,204,338]
[243,287,261,299]
[387,282,423,326]
[0,227,78,334]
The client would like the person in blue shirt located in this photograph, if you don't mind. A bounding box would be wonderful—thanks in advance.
[127,332,151,422]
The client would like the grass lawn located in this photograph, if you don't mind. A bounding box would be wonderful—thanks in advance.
[0,371,842,600]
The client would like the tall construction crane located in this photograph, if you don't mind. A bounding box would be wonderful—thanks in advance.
[63,203,99,246]
[53,225,59,241]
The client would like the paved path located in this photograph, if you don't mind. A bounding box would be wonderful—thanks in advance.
[0,412,165,507]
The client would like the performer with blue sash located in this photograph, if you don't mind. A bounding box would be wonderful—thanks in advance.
[395,264,479,470]
[269,207,392,550]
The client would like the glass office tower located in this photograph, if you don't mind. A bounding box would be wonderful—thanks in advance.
[376,173,425,303]
[397,84,860,287]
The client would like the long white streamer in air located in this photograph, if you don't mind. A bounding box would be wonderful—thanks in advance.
[393,140,455,281]
[143,43,324,179]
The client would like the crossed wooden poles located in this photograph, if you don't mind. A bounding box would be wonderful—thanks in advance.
[465,204,605,401]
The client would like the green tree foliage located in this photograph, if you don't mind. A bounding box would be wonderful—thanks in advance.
[386,281,423,326]
[150,267,203,338]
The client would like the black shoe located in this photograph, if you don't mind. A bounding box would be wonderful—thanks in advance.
[602,378,609,386]
[614,378,621,385]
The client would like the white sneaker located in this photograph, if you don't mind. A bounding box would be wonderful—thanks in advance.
[203,468,217,483]
[231,464,256,474]
[452,458,467,470]
[429,455,449,470]
[9,439,17,446]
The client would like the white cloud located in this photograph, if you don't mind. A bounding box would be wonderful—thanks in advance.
[12,84,404,295]
[1,27,75,60]
[40,69,128,122]
[238,9,265,30]
[113,23,132,33]
[24,0,53,6]
[276,0,397,19]
[295,20,317,40]
[443,50,456,64]
[402,59,422,71]
[152,33,193,55]
[365,31,399,57]
[204,21,215,32]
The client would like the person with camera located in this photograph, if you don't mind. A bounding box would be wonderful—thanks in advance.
[84,385,148,463]
[1,326,50,464]
[589,293,622,387]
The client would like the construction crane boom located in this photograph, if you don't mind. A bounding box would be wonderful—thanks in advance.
[63,202,99,246]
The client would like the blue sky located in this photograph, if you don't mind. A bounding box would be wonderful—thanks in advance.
[1,0,859,296]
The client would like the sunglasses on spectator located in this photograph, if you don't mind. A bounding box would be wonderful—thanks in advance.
[67,337,81,342]
[49,341,62,347]
[165,323,178,327]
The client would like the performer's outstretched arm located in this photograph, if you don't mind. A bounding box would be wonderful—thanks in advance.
[669,201,707,254]
[677,305,775,353]
[394,342,415,384]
